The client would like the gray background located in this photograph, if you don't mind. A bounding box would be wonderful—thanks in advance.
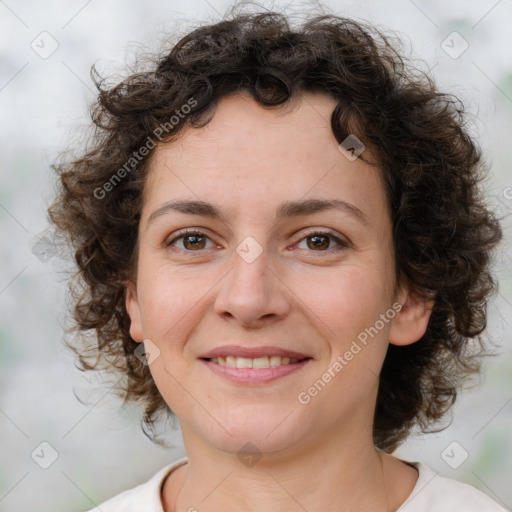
[0,0,511,510]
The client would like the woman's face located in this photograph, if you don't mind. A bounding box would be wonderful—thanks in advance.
[125,91,430,456]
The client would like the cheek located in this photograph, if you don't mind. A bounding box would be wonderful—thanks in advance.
[137,267,211,347]
[295,263,393,338]
[147,357,195,422]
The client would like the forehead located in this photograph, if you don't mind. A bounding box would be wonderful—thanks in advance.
[141,91,388,226]
[151,91,340,165]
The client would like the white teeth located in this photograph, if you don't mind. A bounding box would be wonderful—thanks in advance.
[210,356,301,367]
[236,357,253,368]
[270,356,281,367]
[253,356,269,368]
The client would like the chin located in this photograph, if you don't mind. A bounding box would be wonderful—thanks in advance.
[202,410,307,457]
[212,430,301,458]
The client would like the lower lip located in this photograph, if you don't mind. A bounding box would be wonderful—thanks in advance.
[201,359,312,384]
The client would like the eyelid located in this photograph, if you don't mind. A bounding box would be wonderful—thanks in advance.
[165,228,218,248]
[292,229,351,252]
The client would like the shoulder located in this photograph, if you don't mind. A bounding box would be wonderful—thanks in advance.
[398,461,508,512]
[85,456,188,512]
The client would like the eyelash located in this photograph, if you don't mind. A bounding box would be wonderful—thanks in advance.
[165,228,350,254]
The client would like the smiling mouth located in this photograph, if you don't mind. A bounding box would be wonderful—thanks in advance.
[202,356,311,368]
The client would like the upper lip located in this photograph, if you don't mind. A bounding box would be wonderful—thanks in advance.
[199,345,312,360]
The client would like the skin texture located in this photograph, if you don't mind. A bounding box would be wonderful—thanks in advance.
[125,91,433,512]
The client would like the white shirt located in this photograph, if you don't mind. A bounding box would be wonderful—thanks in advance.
[87,456,508,511]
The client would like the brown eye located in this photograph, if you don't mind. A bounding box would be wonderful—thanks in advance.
[307,234,330,250]
[296,231,349,252]
[166,230,213,251]
[182,234,207,250]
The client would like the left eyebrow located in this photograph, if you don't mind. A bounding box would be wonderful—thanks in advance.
[146,198,370,228]
[276,198,370,227]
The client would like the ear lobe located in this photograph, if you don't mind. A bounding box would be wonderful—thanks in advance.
[388,281,434,347]
[124,280,144,343]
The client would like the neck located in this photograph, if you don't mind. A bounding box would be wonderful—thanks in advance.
[162,424,418,512]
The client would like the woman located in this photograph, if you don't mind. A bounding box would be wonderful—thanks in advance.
[48,6,506,511]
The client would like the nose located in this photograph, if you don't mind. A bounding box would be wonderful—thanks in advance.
[213,242,291,329]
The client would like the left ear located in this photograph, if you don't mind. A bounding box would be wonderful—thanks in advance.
[388,280,434,346]
[124,279,144,343]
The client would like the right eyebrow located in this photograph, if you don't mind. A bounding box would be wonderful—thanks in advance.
[146,199,225,228]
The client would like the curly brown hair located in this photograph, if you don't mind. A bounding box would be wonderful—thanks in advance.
[47,5,503,452]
